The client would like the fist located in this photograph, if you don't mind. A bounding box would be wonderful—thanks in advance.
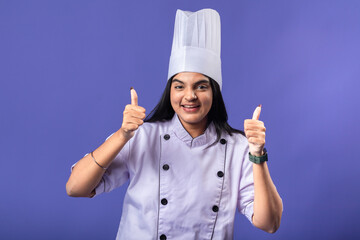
[244,105,266,157]
[121,88,146,140]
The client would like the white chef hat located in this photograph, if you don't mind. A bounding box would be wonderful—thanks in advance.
[167,9,222,89]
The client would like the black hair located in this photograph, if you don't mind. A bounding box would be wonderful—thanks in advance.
[145,76,245,144]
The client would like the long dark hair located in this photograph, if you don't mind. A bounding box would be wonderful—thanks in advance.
[145,76,245,144]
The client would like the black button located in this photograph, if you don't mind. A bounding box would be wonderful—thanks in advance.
[160,234,167,240]
[162,164,169,171]
[217,171,224,177]
[164,134,170,140]
[220,138,227,144]
[161,198,168,205]
[212,205,219,212]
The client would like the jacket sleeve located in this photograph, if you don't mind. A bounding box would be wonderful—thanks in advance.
[69,133,131,197]
[237,144,255,224]
[94,133,130,196]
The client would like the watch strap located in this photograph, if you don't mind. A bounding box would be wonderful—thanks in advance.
[249,148,268,164]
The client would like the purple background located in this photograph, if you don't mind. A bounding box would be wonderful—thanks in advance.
[1,0,359,239]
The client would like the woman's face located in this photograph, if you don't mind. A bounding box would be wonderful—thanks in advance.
[170,72,213,134]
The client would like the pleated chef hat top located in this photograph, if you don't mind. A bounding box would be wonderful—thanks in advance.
[168,9,222,89]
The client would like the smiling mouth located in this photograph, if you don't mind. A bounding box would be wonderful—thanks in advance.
[181,105,200,108]
[181,104,200,112]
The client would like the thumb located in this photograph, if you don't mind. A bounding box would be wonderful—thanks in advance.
[130,87,138,106]
[252,104,262,120]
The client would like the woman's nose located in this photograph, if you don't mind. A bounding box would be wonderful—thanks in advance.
[184,89,197,101]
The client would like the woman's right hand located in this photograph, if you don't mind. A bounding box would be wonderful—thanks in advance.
[120,88,146,140]
[66,87,145,198]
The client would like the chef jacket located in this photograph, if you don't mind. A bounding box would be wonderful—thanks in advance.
[90,114,254,240]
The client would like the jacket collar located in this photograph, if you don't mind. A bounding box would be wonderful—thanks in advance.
[170,114,216,148]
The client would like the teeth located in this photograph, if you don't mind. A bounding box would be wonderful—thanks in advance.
[183,105,198,108]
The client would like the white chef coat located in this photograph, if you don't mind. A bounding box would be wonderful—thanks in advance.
[93,114,254,240]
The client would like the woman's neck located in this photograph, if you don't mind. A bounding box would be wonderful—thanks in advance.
[179,117,208,138]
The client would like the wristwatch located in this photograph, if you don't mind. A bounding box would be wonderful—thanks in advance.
[249,148,268,164]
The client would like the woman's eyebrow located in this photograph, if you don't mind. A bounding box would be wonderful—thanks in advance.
[172,79,210,84]
[195,79,210,85]
[172,79,183,84]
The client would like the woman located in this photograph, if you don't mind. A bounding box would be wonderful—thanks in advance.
[66,9,282,240]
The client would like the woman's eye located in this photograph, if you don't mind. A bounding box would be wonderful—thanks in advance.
[174,85,183,89]
[198,85,208,90]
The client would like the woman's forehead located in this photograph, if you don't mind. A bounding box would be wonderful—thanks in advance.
[172,72,209,83]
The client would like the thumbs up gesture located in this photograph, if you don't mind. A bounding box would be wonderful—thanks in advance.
[120,88,146,140]
[244,105,266,157]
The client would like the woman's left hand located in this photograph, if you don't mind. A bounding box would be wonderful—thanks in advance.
[246,105,283,233]
[244,105,266,156]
